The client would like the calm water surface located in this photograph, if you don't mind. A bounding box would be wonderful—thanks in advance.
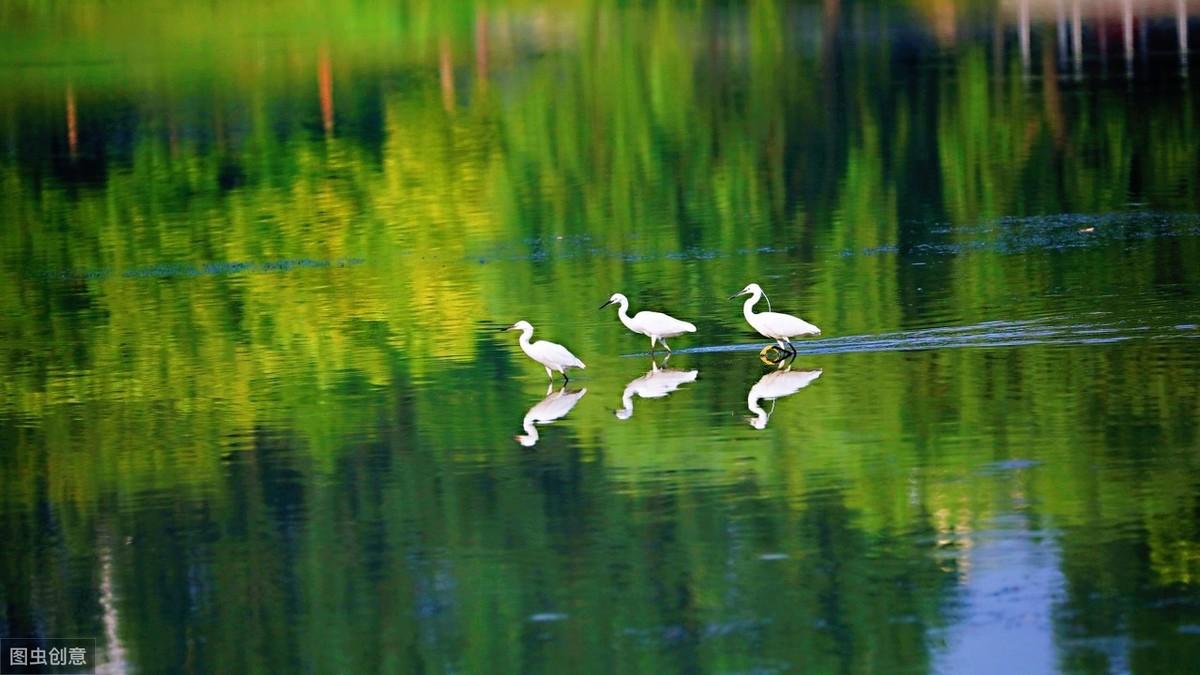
[2,2,1200,673]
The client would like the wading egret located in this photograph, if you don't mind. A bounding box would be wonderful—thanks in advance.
[746,367,822,429]
[599,292,697,352]
[729,283,821,357]
[501,321,586,382]
[614,360,698,420]
[516,385,587,446]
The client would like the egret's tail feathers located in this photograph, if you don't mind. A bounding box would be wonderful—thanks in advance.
[683,322,697,333]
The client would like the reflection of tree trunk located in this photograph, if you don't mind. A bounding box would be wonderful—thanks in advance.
[65,83,77,159]
[1019,0,1031,72]
[475,12,489,92]
[936,0,957,45]
[1138,4,1149,64]
[1071,0,1082,76]
[821,0,841,187]
[1055,0,1067,66]
[440,37,455,113]
[1098,5,1109,73]
[96,541,128,675]
[1122,0,1134,76]
[318,43,334,136]
[1041,36,1065,149]
[991,10,1004,98]
[821,0,840,76]
[1179,0,1190,68]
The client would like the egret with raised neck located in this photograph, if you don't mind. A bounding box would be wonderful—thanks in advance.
[729,283,821,358]
[501,320,586,382]
[599,292,697,353]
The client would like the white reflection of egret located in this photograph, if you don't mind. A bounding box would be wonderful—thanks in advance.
[729,283,821,360]
[615,360,698,420]
[599,292,697,353]
[516,385,587,446]
[745,367,822,430]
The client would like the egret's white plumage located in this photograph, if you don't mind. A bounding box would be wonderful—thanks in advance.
[729,283,821,355]
[600,292,697,352]
[516,385,588,446]
[746,367,822,429]
[503,320,586,381]
[614,361,698,420]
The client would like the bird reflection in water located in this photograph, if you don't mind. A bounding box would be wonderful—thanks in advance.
[745,367,822,429]
[515,384,588,446]
[615,359,698,420]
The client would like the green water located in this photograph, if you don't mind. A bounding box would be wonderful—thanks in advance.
[2,1,1200,673]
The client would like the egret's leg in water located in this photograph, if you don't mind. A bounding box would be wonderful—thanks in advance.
[649,336,657,353]
[760,344,784,365]
[545,366,554,381]
[786,341,797,356]
[661,338,672,353]
[563,369,570,384]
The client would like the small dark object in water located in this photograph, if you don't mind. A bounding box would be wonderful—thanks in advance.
[217,160,247,190]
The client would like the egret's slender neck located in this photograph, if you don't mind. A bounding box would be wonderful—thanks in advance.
[621,386,635,412]
[615,297,636,331]
[747,394,768,427]
[518,418,539,445]
[742,288,763,322]
[517,326,534,352]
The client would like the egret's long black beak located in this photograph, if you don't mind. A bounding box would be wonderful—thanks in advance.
[498,324,513,332]
[599,299,614,310]
[728,292,742,300]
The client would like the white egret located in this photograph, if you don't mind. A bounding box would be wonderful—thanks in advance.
[746,367,823,429]
[614,360,698,420]
[501,320,586,382]
[516,385,587,446]
[729,283,821,357]
[599,292,697,352]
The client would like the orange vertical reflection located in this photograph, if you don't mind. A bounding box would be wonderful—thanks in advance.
[821,0,841,62]
[440,37,456,112]
[65,83,78,159]
[928,0,957,45]
[318,44,334,135]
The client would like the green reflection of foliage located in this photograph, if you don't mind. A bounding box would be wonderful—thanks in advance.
[2,1,1200,673]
